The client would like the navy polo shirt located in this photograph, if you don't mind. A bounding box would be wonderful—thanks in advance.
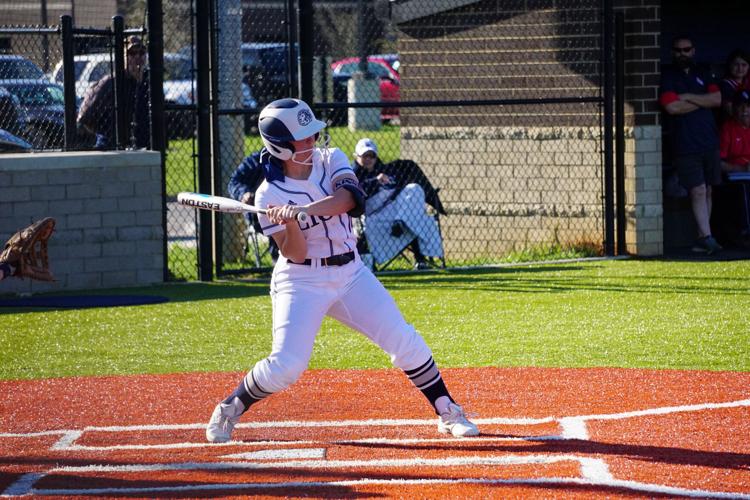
[659,66,720,155]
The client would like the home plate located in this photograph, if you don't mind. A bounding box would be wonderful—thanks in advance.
[221,448,326,460]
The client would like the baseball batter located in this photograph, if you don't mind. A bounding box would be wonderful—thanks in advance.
[206,98,478,442]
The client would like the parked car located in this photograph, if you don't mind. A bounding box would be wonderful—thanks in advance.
[50,52,258,140]
[50,53,110,101]
[331,56,400,121]
[0,79,67,149]
[0,55,46,80]
[371,53,400,73]
[0,128,32,152]
[241,42,295,108]
[163,52,258,137]
[0,86,26,138]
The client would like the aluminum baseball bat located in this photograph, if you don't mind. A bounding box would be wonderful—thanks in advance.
[176,192,309,224]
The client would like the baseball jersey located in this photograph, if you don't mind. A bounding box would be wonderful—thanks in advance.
[720,118,750,167]
[255,147,358,258]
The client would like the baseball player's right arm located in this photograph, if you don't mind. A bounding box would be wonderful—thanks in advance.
[266,206,307,262]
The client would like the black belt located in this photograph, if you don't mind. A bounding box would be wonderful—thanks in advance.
[290,251,355,267]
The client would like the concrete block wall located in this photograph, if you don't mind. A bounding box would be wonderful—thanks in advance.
[624,125,663,256]
[0,151,164,296]
[402,126,603,262]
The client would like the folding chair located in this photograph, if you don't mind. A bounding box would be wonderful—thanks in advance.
[242,214,277,268]
[360,185,446,271]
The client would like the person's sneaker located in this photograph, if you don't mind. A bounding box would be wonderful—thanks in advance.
[437,403,480,437]
[414,261,430,270]
[206,397,244,443]
[691,235,723,255]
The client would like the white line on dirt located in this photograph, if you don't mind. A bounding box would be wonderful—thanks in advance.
[2,398,749,498]
[10,476,750,499]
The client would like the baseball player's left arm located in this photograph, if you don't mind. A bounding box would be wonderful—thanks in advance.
[302,173,364,218]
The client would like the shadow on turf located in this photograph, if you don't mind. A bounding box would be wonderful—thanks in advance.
[376,264,750,296]
[344,435,750,471]
[5,449,744,498]
[0,281,271,313]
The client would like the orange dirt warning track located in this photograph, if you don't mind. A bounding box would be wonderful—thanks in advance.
[0,367,749,498]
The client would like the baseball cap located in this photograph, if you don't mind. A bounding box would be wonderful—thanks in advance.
[126,36,146,53]
[355,138,378,157]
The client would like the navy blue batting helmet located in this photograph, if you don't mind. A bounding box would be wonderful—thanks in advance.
[258,98,326,161]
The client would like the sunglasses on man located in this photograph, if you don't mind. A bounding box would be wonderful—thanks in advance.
[672,46,693,54]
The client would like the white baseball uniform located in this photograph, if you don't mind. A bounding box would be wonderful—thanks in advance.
[246,146,435,396]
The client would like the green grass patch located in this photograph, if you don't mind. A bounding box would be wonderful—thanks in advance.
[2,258,749,380]
[164,125,401,197]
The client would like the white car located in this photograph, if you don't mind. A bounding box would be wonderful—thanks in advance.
[51,52,258,138]
[50,53,109,101]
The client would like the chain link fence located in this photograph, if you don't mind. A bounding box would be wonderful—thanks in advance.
[0,28,65,150]
[199,0,607,277]
[2,0,609,280]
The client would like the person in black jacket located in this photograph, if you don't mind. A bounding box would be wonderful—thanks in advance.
[77,36,150,150]
[227,149,280,262]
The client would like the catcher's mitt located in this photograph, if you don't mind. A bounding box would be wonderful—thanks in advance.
[0,217,56,281]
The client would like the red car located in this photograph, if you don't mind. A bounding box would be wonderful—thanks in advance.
[331,56,400,120]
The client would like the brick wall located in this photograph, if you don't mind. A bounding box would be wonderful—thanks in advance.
[393,0,664,256]
[616,1,661,127]
[0,151,164,295]
[397,0,602,128]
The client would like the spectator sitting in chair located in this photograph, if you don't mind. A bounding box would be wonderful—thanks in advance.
[720,91,750,173]
[718,49,750,122]
[352,138,445,270]
[228,149,280,263]
[717,90,750,247]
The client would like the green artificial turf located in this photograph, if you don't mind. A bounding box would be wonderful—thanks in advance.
[1,258,749,380]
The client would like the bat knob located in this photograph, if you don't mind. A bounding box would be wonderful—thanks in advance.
[296,211,309,224]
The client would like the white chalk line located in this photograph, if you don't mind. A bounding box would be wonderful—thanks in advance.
[3,396,746,441]
[2,397,749,498]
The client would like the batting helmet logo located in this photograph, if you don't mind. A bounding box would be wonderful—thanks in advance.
[297,109,313,126]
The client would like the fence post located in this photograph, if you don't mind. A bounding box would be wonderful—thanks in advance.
[146,0,168,280]
[602,0,615,256]
[60,15,77,151]
[615,12,626,255]
[195,0,214,281]
[297,0,313,103]
[112,15,126,150]
[286,0,298,98]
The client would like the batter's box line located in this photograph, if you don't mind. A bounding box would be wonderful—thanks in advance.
[1,397,748,452]
[4,455,750,499]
